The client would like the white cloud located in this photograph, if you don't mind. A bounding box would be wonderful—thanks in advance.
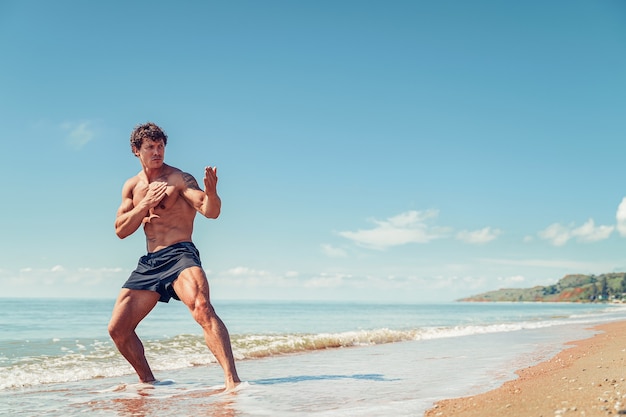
[482,257,611,271]
[303,273,349,289]
[496,275,526,284]
[216,267,296,289]
[224,266,270,277]
[321,244,347,258]
[571,219,614,242]
[61,121,95,149]
[0,266,126,297]
[616,197,626,236]
[538,223,571,246]
[538,219,613,246]
[338,210,450,250]
[428,275,487,291]
[456,227,501,244]
[508,275,525,283]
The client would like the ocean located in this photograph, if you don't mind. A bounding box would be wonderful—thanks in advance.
[1,298,624,416]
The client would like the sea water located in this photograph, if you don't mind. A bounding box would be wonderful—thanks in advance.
[0,298,624,416]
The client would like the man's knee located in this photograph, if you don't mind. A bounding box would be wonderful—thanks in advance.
[108,321,121,342]
[108,320,132,343]
[191,300,217,326]
[108,321,121,339]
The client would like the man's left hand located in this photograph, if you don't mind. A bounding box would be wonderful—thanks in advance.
[204,166,218,195]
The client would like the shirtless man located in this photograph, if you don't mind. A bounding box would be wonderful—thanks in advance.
[108,122,240,390]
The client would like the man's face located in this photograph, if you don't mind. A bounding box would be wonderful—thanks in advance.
[134,138,165,169]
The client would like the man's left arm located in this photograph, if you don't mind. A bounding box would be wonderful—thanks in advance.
[181,167,221,219]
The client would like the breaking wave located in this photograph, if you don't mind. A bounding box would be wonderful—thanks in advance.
[0,312,610,390]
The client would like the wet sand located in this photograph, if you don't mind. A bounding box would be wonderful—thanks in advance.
[425,320,626,416]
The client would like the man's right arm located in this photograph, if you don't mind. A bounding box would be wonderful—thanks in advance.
[115,179,168,239]
[114,179,147,239]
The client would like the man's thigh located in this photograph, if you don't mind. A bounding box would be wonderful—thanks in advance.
[110,289,160,330]
[172,267,211,306]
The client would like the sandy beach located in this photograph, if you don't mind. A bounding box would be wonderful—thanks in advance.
[425,320,626,417]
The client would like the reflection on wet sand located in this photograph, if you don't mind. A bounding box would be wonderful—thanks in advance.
[86,385,239,417]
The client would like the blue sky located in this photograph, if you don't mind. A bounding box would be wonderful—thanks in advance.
[1,1,625,302]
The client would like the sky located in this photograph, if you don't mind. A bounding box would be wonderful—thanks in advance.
[1,1,625,303]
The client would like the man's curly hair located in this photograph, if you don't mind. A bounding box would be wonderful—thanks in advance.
[130,122,168,155]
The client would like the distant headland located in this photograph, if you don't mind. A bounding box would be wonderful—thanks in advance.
[459,273,626,303]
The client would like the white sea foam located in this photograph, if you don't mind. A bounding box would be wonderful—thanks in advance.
[1,300,623,391]
[1,310,621,390]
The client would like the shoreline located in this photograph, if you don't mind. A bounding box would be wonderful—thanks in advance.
[425,320,626,416]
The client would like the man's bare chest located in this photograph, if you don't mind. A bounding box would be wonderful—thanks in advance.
[133,182,180,210]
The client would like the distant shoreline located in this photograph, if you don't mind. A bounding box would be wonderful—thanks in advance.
[460,272,626,303]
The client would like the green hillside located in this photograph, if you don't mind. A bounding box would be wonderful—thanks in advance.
[459,273,626,302]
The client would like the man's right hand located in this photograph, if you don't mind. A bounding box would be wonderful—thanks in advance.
[142,181,168,209]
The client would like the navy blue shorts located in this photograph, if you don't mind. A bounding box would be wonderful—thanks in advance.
[122,241,202,303]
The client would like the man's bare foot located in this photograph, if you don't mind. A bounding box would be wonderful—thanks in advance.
[224,379,242,391]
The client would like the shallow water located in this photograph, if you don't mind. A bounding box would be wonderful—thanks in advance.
[0,299,622,416]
